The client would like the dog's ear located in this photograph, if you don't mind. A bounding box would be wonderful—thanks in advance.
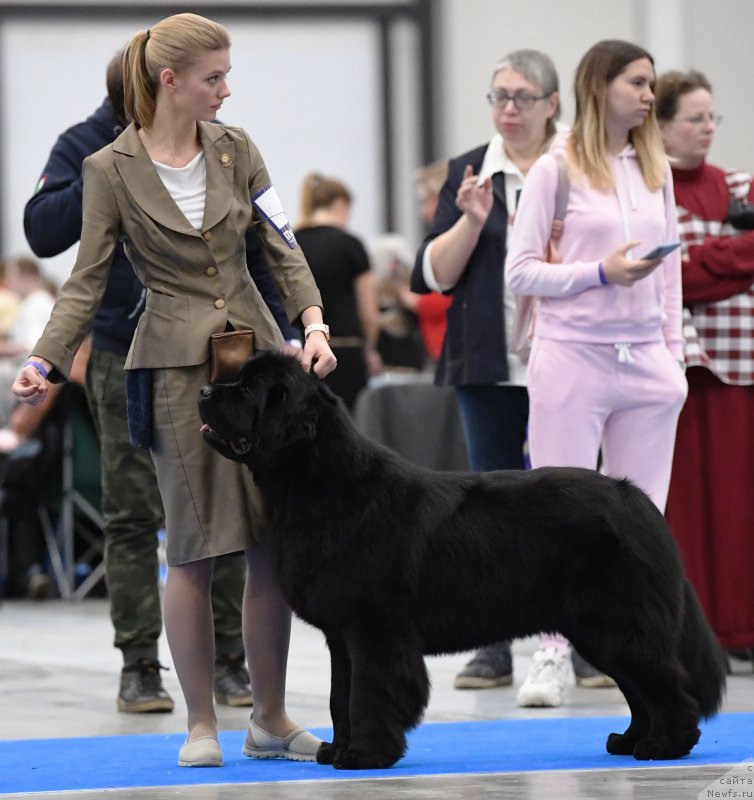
[252,376,318,456]
[255,410,318,456]
[265,381,288,411]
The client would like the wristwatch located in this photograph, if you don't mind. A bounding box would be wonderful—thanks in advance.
[303,323,330,342]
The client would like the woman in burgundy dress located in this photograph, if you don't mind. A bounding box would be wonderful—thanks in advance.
[656,70,754,665]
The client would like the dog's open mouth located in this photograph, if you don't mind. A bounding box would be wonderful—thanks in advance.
[200,423,253,455]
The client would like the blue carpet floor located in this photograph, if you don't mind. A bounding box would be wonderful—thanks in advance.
[1,714,752,794]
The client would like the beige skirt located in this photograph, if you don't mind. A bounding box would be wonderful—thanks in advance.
[150,362,263,566]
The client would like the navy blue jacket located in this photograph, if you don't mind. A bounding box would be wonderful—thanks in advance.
[411,144,510,386]
[24,98,297,356]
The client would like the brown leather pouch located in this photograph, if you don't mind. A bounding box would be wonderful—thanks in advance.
[209,329,255,383]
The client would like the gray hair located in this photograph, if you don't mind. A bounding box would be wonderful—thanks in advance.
[492,49,561,128]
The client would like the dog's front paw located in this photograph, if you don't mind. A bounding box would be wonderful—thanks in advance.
[316,741,336,765]
[333,746,399,770]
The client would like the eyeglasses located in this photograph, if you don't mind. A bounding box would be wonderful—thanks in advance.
[677,113,723,128]
[486,90,552,111]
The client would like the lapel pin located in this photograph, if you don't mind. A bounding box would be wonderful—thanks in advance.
[219,153,233,168]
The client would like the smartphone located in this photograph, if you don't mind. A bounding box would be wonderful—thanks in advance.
[641,242,681,260]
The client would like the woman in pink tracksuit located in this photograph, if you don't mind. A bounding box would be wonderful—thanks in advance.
[505,40,688,708]
[506,40,687,512]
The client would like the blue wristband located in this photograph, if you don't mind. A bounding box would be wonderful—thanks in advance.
[24,359,49,380]
[598,262,609,286]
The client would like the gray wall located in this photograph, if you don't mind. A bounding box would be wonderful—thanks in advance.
[436,0,752,173]
[1,0,752,285]
[0,5,403,283]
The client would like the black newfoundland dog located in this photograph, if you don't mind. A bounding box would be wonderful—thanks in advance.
[199,353,725,770]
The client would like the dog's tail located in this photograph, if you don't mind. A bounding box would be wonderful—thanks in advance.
[678,579,726,719]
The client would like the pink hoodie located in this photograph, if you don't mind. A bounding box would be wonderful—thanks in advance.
[505,145,684,359]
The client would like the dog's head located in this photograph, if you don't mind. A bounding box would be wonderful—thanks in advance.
[198,352,334,469]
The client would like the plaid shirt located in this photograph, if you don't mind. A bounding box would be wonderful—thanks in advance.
[678,170,754,386]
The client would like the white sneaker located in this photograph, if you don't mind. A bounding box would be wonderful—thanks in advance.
[516,646,571,708]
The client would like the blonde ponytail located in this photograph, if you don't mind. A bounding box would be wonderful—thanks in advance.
[122,30,154,128]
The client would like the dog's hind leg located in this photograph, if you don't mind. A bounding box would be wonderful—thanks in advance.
[611,656,701,760]
[317,632,352,766]
[633,684,701,760]
[565,640,652,757]
[333,625,430,770]
[605,681,650,756]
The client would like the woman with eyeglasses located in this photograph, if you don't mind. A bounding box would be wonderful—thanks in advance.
[505,41,689,703]
[655,70,754,665]
[410,50,560,694]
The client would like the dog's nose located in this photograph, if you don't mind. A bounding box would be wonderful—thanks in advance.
[199,385,213,399]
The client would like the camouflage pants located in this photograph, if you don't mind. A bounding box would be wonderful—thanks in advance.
[85,349,246,663]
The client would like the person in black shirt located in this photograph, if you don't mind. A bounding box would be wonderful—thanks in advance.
[295,172,382,409]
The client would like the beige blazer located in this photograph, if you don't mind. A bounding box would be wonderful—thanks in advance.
[33,122,322,378]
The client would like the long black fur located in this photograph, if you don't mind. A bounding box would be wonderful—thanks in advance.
[198,352,726,770]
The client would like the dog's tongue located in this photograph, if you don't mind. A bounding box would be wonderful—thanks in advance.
[200,424,210,433]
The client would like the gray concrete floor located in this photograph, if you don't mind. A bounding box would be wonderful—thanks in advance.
[1,598,752,799]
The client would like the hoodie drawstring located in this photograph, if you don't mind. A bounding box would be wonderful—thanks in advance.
[614,343,635,364]
[615,153,638,259]
[620,153,638,211]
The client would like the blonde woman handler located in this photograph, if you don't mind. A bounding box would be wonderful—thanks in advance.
[12,13,336,768]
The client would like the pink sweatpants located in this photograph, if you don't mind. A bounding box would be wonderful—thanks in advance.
[527,337,688,514]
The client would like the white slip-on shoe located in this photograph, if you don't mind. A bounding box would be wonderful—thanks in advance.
[243,719,321,762]
[177,735,223,767]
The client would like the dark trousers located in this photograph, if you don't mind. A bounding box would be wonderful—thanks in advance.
[86,348,246,663]
[456,383,528,659]
[455,384,529,472]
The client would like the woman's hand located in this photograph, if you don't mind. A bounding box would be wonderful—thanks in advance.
[455,165,494,227]
[301,332,337,379]
[11,358,52,406]
[602,241,663,287]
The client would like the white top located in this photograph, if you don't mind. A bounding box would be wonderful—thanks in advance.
[422,134,527,386]
[153,152,207,230]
